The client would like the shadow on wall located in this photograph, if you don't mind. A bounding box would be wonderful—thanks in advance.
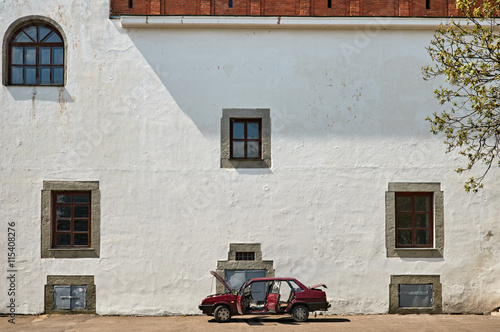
[7,86,74,103]
[119,23,438,139]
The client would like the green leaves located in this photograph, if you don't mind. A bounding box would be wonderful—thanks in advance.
[423,1,500,192]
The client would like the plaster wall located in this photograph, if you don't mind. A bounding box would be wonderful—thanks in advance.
[1,0,500,315]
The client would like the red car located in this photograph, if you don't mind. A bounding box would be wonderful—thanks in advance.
[199,271,330,322]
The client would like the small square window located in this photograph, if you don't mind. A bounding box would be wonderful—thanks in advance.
[221,109,271,169]
[236,252,255,261]
[230,119,261,159]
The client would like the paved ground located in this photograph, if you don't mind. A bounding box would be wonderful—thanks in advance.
[1,314,500,332]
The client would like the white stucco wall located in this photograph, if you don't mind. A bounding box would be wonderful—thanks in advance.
[1,0,500,315]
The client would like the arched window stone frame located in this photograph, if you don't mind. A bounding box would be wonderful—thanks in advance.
[2,16,67,86]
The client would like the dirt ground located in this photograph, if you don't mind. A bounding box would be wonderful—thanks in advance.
[1,313,500,332]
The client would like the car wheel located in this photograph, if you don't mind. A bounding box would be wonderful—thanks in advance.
[214,305,231,323]
[291,304,309,322]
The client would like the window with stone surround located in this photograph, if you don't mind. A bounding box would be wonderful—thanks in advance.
[41,181,100,258]
[385,183,444,258]
[389,275,442,314]
[215,243,274,294]
[221,109,271,168]
[45,275,96,314]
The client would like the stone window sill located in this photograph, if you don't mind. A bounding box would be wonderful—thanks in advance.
[47,249,98,259]
[390,248,443,258]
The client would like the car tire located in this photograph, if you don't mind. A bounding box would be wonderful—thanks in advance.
[291,304,309,322]
[214,305,232,323]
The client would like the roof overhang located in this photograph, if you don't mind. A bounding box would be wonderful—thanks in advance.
[119,16,460,30]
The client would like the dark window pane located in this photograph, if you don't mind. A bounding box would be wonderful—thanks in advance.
[25,66,36,84]
[74,234,88,246]
[399,284,433,308]
[38,26,51,41]
[56,206,71,218]
[416,230,430,245]
[11,66,23,84]
[25,47,36,65]
[44,31,62,43]
[232,141,245,158]
[247,122,259,139]
[397,230,412,245]
[74,206,89,218]
[12,47,23,65]
[57,219,71,231]
[53,67,63,84]
[232,122,245,139]
[415,214,430,228]
[74,195,89,203]
[75,220,89,232]
[247,141,259,158]
[40,47,51,64]
[39,67,51,84]
[24,26,37,41]
[396,196,411,212]
[57,195,72,203]
[56,234,71,246]
[396,213,412,228]
[415,196,430,212]
[236,252,255,261]
[53,47,63,65]
[13,31,32,42]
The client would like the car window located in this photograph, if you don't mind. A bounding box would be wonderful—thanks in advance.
[280,281,293,300]
[288,280,304,292]
[270,281,280,294]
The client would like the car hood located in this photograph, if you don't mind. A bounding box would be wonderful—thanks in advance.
[210,270,233,293]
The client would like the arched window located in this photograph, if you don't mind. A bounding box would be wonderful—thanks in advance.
[8,23,64,85]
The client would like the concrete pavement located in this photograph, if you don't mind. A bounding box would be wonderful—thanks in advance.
[1,314,500,331]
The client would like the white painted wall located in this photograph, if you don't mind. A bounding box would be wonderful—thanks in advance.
[1,0,500,315]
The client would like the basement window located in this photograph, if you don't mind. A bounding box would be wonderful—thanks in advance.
[54,285,86,310]
[229,0,233,8]
[399,284,433,308]
[389,275,442,314]
[45,275,96,314]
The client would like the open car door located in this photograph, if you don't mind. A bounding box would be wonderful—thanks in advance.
[265,281,280,313]
[236,282,248,315]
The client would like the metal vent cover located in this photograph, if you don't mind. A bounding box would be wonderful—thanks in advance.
[54,285,86,310]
